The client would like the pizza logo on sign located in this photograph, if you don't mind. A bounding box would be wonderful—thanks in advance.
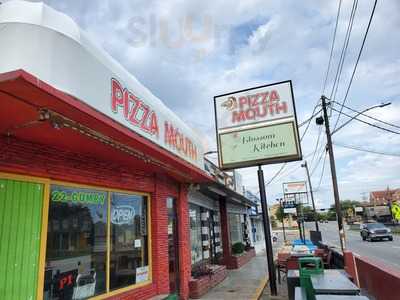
[221,96,238,111]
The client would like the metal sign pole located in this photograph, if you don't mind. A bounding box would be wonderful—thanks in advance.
[258,165,277,295]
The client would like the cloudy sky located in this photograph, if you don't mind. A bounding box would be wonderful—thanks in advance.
[25,0,400,208]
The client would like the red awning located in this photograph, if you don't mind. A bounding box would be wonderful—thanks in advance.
[0,69,212,183]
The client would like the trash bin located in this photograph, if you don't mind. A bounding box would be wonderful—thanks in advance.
[299,257,324,300]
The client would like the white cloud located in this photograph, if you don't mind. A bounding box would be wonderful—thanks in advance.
[34,0,400,208]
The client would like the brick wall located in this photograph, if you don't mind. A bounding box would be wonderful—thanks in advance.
[177,183,191,299]
[226,248,256,269]
[0,137,189,300]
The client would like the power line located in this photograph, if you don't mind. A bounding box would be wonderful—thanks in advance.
[332,100,400,130]
[333,0,378,131]
[310,145,327,176]
[329,0,358,101]
[309,124,323,168]
[266,163,287,186]
[330,107,400,135]
[266,103,321,185]
[322,0,343,94]
[315,151,328,192]
[333,143,400,157]
[298,108,322,128]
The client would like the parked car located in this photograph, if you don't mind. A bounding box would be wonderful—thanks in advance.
[360,222,393,241]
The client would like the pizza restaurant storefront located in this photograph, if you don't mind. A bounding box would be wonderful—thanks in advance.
[0,1,211,300]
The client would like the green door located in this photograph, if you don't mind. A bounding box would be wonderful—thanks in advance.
[0,178,44,300]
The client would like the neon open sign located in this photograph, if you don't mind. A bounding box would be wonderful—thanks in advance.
[111,205,136,225]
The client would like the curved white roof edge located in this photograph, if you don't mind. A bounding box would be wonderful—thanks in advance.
[0,0,206,170]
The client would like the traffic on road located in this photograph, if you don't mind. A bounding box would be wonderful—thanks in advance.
[305,221,400,269]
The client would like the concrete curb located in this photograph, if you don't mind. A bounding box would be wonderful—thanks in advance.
[251,277,268,300]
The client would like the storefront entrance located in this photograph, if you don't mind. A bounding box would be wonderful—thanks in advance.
[167,197,179,297]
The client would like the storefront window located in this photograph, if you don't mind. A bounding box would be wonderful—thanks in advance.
[228,213,243,245]
[110,192,149,291]
[189,204,202,264]
[44,185,150,299]
[44,185,108,300]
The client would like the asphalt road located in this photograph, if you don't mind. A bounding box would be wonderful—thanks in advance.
[304,221,400,269]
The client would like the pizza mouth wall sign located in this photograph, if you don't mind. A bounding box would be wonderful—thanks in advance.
[214,80,302,170]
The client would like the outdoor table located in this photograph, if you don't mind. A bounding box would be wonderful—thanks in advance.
[315,296,369,300]
[311,272,360,295]
[288,269,351,300]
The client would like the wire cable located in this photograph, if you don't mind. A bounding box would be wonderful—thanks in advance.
[333,0,378,131]
[322,0,343,94]
[332,100,400,130]
[315,151,328,192]
[266,103,321,185]
[329,0,358,101]
[310,145,327,177]
[330,107,400,135]
[333,143,400,157]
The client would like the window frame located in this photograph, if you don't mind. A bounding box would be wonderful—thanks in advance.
[189,203,203,265]
[4,172,154,300]
[228,213,244,246]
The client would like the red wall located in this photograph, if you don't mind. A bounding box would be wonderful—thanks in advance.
[0,137,190,300]
[355,255,400,300]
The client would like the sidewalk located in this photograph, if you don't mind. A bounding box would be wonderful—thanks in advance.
[198,251,268,300]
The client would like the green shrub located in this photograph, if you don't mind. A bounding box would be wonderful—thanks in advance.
[232,242,245,255]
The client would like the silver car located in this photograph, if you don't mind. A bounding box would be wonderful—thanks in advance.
[360,223,393,242]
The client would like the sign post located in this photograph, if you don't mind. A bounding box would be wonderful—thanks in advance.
[214,80,302,296]
[283,182,308,242]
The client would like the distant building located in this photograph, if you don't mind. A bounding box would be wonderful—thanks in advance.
[369,188,400,205]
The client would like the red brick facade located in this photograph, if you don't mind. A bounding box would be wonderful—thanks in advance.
[188,265,227,299]
[0,137,190,300]
[225,248,256,269]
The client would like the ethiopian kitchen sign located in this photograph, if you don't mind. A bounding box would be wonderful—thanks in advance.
[214,80,302,169]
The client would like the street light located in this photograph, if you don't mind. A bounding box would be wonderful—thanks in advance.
[332,101,391,135]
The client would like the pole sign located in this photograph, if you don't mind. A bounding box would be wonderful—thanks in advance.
[214,80,302,170]
[283,181,307,194]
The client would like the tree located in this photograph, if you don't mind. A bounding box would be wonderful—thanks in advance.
[329,200,362,219]
[275,205,285,223]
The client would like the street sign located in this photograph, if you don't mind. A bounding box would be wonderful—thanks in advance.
[283,181,307,194]
[282,199,296,209]
[214,80,302,170]
[354,207,363,213]
[284,207,297,214]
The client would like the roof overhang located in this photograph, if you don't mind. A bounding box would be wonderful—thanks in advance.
[0,70,212,183]
[199,181,256,208]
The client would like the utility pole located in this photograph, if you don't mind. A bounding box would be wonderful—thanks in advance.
[302,161,319,232]
[257,165,277,295]
[320,96,346,251]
